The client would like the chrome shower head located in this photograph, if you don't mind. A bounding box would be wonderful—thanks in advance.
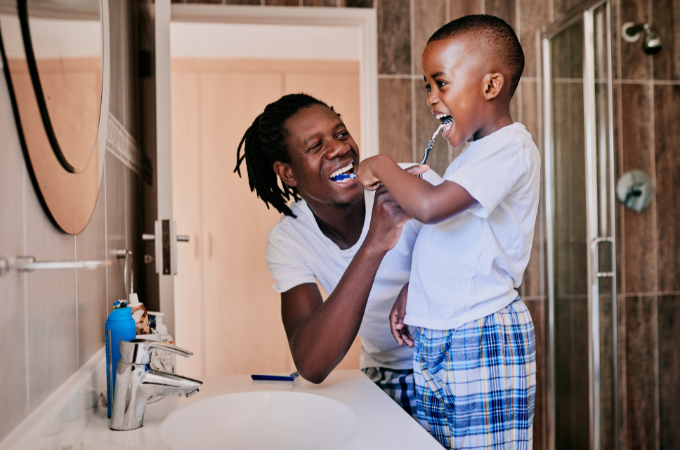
[622,22,662,55]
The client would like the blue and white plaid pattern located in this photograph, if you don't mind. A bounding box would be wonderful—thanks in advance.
[413,298,536,449]
[362,367,418,421]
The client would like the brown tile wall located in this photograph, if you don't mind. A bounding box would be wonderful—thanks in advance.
[0,0,146,441]
[614,0,680,447]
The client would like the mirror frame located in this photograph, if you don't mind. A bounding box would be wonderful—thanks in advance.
[0,0,110,234]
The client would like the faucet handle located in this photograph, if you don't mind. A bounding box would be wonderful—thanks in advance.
[119,339,193,365]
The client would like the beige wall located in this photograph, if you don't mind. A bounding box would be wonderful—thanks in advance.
[0,0,146,442]
[172,58,362,378]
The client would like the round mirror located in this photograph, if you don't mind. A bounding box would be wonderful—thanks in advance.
[0,0,109,234]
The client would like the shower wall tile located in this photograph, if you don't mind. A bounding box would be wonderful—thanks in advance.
[613,85,625,294]
[413,0,447,71]
[303,0,338,6]
[654,85,680,293]
[598,291,617,450]
[525,298,547,450]
[611,0,622,80]
[378,78,413,163]
[264,0,299,6]
[521,80,544,298]
[377,0,411,75]
[224,0,262,4]
[485,0,516,29]
[658,294,680,449]
[619,84,656,294]
[624,295,657,450]
[552,0,584,24]
[519,0,549,79]
[619,0,651,80]
[415,85,449,175]
[412,0,449,175]
[341,0,373,7]
[449,0,481,19]
[652,0,680,81]
[617,294,629,450]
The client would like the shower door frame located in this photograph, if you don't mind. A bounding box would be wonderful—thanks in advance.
[542,1,619,450]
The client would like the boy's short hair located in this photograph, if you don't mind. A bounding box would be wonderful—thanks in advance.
[428,15,524,97]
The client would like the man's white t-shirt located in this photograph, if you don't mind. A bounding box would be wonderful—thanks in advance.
[267,169,441,370]
[406,123,541,330]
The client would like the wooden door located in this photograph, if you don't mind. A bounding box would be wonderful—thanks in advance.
[172,59,362,378]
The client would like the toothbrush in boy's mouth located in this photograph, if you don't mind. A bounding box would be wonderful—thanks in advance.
[330,161,357,182]
[421,116,453,165]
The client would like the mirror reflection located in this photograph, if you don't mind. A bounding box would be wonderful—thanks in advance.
[26,0,102,173]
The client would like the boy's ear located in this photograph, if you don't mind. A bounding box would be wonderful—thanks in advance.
[273,161,298,188]
[482,72,505,100]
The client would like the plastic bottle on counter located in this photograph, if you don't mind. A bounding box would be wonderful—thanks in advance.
[104,306,136,418]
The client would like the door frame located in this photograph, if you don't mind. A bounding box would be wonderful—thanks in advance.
[154,1,378,337]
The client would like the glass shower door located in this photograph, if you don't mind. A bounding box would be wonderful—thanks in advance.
[543,2,618,450]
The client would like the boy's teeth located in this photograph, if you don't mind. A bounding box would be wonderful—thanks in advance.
[330,162,354,179]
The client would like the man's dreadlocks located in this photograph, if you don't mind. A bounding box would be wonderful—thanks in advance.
[234,93,330,218]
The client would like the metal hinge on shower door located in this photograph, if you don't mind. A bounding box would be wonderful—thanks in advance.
[142,220,189,275]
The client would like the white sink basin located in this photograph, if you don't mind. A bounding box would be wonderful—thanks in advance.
[160,391,359,450]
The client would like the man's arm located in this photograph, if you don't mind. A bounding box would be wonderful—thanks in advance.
[357,154,476,224]
[280,186,414,384]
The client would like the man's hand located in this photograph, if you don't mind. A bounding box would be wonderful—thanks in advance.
[363,164,429,254]
[390,283,413,348]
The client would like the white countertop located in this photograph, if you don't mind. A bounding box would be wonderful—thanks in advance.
[80,370,442,450]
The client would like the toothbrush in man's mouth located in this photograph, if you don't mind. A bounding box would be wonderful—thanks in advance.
[421,116,453,165]
[330,162,357,182]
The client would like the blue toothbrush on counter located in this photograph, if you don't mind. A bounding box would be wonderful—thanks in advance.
[251,371,299,381]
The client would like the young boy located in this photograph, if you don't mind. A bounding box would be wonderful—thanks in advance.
[357,15,539,449]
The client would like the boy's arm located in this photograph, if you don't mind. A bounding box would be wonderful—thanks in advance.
[357,154,476,224]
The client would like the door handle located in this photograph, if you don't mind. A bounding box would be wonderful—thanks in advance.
[142,221,190,275]
[591,237,614,279]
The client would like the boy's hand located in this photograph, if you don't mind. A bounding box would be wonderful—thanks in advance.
[356,155,384,191]
[390,283,413,348]
[357,156,429,191]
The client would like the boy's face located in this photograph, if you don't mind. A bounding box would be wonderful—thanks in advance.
[421,38,493,148]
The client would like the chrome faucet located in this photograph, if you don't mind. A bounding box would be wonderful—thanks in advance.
[110,339,202,431]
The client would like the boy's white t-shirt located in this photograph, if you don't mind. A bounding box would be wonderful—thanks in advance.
[266,169,441,370]
[405,123,541,330]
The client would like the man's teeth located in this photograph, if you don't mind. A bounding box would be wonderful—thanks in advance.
[435,114,451,121]
[330,162,354,179]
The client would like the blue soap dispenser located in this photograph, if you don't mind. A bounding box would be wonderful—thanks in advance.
[105,304,136,418]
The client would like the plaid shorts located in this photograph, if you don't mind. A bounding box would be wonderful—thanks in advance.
[362,366,418,421]
[413,298,536,450]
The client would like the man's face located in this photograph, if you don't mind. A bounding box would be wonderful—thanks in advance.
[421,38,488,148]
[281,104,363,209]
